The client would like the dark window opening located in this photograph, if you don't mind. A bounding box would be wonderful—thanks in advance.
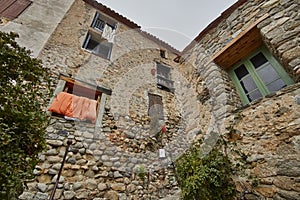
[156,63,174,93]
[82,32,112,59]
[250,52,268,68]
[160,49,167,58]
[148,93,164,120]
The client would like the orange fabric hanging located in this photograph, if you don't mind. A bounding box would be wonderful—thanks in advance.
[79,97,91,120]
[84,99,98,123]
[48,92,98,122]
[60,93,73,116]
[48,92,73,115]
[72,95,84,119]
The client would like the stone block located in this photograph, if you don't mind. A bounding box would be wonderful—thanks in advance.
[19,192,35,200]
[255,185,277,198]
[104,190,119,200]
[37,183,48,193]
[111,183,126,191]
[63,191,75,200]
[75,189,89,199]
[85,179,98,190]
[33,192,49,200]
[277,189,300,200]
[98,183,108,191]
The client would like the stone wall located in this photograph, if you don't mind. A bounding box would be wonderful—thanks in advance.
[183,0,299,111]
[226,84,300,199]
[0,0,75,57]
[181,0,300,199]
[19,117,180,200]
[14,0,300,199]
[18,0,210,199]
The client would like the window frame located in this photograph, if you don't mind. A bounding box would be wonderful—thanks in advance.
[49,77,101,123]
[91,12,117,32]
[156,63,175,93]
[82,31,113,59]
[48,75,111,126]
[82,11,117,59]
[228,46,294,105]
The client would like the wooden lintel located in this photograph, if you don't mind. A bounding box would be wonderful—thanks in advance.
[59,74,112,95]
[211,13,269,69]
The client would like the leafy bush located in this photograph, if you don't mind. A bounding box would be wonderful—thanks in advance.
[137,165,147,181]
[175,141,236,200]
[0,32,50,199]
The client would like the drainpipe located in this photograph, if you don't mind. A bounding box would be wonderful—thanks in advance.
[49,139,72,200]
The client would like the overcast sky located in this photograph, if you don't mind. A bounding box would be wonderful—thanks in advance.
[97,0,237,51]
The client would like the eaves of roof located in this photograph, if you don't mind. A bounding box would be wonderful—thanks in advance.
[83,0,140,29]
[176,0,248,61]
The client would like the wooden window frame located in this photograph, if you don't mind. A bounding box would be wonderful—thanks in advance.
[61,76,102,110]
[228,46,294,105]
[48,75,111,125]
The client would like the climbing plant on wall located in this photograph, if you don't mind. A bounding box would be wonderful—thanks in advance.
[0,32,50,199]
[175,139,236,200]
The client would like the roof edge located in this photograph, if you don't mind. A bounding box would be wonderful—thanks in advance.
[139,30,180,55]
[83,0,140,29]
[179,0,248,57]
[84,0,180,55]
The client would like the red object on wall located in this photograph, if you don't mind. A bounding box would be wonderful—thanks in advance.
[151,68,156,76]
[161,125,167,133]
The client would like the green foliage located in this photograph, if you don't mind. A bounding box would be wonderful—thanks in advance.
[0,32,50,198]
[137,165,147,181]
[175,141,236,200]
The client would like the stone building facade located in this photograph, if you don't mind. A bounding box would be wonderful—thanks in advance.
[1,0,299,199]
[179,0,300,199]
[2,0,204,199]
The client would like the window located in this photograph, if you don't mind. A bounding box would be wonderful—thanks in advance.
[156,63,174,93]
[91,12,116,32]
[228,46,294,105]
[92,16,105,32]
[211,16,294,105]
[160,49,168,59]
[82,32,113,59]
[83,12,116,59]
[48,75,109,123]
[0,0,31,20]
[148,93,164,120]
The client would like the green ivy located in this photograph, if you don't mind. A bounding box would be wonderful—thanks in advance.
[175,141,236,200]
[0,32,50,199]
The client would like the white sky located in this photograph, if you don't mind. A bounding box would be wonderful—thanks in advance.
[97,0,237,51]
